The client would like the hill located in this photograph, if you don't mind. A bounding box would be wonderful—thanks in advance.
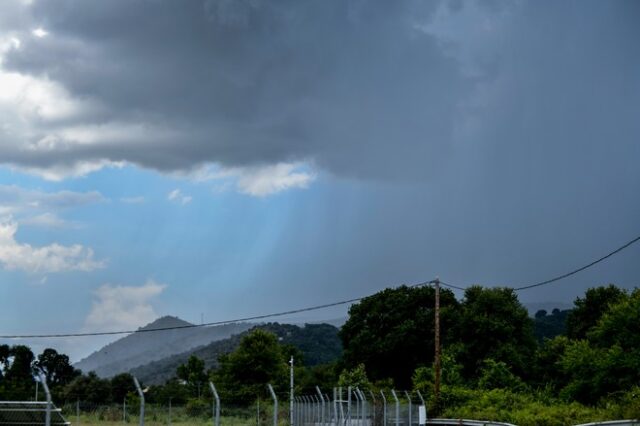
[131,322,343,385]
[74,316,252,377]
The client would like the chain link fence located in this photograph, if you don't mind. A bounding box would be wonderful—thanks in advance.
[58,400,282,425]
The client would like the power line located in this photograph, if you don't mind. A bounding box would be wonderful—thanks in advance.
[513,234,640,291]
[439,281,466,291]
[0,280,436,339]
[2,233,638,339]
[441,233,640,292]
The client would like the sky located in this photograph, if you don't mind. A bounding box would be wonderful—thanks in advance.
[0,0,639,362]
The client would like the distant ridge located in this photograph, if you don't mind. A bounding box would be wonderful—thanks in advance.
[131,322,343,385]
[524,302,573,316]
[74,316,251,377]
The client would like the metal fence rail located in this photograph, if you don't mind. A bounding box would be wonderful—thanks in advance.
[0,401,70,425]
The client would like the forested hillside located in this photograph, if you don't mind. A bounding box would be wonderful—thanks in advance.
[130,322,342,384]
[74,317,251,377]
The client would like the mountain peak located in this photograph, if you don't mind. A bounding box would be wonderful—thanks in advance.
[139,316,193,331]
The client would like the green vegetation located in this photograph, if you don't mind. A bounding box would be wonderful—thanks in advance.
[533,308,570,342]
[339,285,459,388]
[1,284,639,424]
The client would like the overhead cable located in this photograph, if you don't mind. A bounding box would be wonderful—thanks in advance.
[0,280,435,339]
[441,233,640,292]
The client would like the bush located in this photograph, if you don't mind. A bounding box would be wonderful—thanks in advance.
[185,398,209,417]
[439,388,617,426]
[477,359,527,391]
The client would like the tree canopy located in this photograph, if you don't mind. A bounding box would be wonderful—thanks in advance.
[213,329,288,402]
[565,284,626,339]
[339,285,459,388]
[456,286,536,379]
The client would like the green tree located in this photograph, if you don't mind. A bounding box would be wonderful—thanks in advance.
[533,309,571,342]
[531,335,571,391]
[558,289,640,404]
[110,373,135,403]
[412,346,464,393]
[297,363,339,395]
[0,344,9,380]
[148,377,189,405]
[213,329,288,403]
[177,355,208,397]
[565,284,626,339]
[0,345,35,400]
[477,359,526,391]
[337,364,371,390]
[456,286,536,379]
[340,285,459,388]
[588,288,640,350]
[34,348,80,388]
[62,372,111,404]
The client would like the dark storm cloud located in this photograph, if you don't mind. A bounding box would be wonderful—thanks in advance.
[208,0,640,305]
[1,0,638,183]
[1,0,467,178]
[1,0,639,301]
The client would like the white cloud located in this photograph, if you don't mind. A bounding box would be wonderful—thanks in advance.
[84,281,166,332]
[0,184,105,228]
[235,163,316,197]
[0,67,90,122]
[0,185,106,209]
[20,212,80,229]
[31,27,47,38]
[196,162,315,197]
[167,189,192,205]
[20,161,125,182]
[0,219,105,273]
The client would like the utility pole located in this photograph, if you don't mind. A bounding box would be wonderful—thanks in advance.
[434,277,441,413]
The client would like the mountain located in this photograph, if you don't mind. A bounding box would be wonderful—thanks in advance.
[524,302,573,316]
[130,322,343,385]
[74,316,252,377]
[533,309,571,342]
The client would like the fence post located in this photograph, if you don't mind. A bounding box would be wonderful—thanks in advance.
[133,376,145,426]
[268,384,278,426]
[357,389,367,424]
[404,391,412,426]
[209,382,220,426]
[380,390,387,426]
[316,386,324,426]
[347,386,352,426]
[338,387,344,424]
[37,374,51,426]
[369,390,376,426]
[390,390,399,426]
[312,395,316,425]
[416,390,426,425]
[295,396,300,426]
[76,399,79,425]
[353,388,361,424]
[333,388,338,425]
[315,387,325,426]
